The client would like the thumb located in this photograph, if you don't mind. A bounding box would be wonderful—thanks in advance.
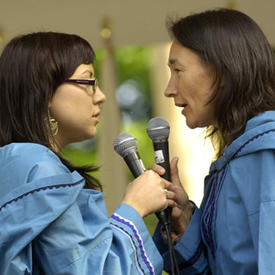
[170,157,181,186]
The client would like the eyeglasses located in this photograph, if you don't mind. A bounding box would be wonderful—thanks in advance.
[65,79,98,92]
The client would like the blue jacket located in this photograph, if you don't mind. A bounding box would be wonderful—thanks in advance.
[154,111,275,274]
[0,143,163,274]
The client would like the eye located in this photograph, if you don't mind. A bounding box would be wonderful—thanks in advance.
[174,68,182,73]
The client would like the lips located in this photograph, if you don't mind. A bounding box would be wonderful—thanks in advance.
[92,112,100,117]
[175,103,187,108]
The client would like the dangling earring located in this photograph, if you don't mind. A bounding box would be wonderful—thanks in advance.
[48,111,59,136]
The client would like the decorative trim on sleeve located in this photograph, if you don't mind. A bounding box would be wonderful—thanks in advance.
[111,213,155,275]
[110,222,145,275]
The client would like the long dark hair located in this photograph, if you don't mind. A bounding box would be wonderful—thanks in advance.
[168,9,275,156]
[0,32,101,190]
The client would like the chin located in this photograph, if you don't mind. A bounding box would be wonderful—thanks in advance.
[186,118,208,129]
[85,129,97,140]
[186,120,197,129]
[72,132,96,143]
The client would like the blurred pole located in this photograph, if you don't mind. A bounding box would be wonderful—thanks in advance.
[98,18,128,215]
[149,42,214,205]
[0,26,4,53]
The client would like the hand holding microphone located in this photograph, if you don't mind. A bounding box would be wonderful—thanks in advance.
[147,118,194,235]
[113,132,169,217]
[122,170,168,217]
[114,123,182,274]
[147,117,182,275]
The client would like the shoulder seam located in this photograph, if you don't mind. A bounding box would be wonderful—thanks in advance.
[0,180,83,212]
[233,128,275,159]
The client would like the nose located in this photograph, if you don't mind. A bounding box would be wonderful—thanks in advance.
[164,77,178,98]
[93,87,106,104]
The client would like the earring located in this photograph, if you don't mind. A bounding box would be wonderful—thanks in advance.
[48,111,59,136]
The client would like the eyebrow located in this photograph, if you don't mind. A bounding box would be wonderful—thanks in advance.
[80,70,94,78]
[168,58,186,69]
[168,59,176,66]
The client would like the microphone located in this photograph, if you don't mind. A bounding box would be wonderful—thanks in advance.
[113,132,169,225]
[147,117,172,225]
[113,132,146,178]
[146,117,171,180]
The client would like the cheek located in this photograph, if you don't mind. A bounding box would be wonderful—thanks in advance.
[189,81,214,107]
[51,93,92,125]
[178,74,197,96]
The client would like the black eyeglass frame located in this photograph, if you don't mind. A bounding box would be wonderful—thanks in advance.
[65,79,97,92]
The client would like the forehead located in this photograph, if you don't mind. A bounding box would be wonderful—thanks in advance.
[168,40,202,66]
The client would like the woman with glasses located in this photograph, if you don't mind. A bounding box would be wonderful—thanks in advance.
[0,32,172,274]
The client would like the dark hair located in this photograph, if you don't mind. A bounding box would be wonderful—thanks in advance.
[168,9,275,156]
[0,32,101,190]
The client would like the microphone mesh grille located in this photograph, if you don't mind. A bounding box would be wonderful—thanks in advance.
[146,117,170,141]
[113,132,137,157]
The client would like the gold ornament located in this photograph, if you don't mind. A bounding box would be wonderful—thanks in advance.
[48,112,59,136]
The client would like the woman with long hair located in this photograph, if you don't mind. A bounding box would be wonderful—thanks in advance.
[0,32,172,274]
[153,8,275,274]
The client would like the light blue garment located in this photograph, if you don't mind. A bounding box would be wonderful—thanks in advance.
[154,111,275,274]
[0,143,163,275]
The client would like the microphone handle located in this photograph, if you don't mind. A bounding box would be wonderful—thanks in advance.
[124,149,171,226]
[153,141,171,181]
[153,140,172,226]
[124,151,146,178]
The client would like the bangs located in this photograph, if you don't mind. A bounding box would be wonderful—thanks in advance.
[52,33,95,78]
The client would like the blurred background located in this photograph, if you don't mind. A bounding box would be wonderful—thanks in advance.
[1,0,274,256]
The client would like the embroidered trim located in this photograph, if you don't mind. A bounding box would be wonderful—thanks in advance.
[110,222,145,275]
[199,129,275,258]
[111,213,155,275]
[202,168,226,256]
[0,181,83,212]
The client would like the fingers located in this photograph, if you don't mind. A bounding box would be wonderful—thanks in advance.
[149,157,181,187]
[165,189,177,208]
[170,157,182,186]
[136,170,180,212]
[142,170,167,196]
[167,199,177,207]
[149,164,165,176]
[161,178,176,192]
[123,170,170,217]
[164,189,176,200]
[160,181,166,191]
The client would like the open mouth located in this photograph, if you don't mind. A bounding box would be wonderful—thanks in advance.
[175,103,187,108]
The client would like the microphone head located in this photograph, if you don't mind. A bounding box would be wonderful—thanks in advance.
[146,117,170,142]
[113,132,137,158]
